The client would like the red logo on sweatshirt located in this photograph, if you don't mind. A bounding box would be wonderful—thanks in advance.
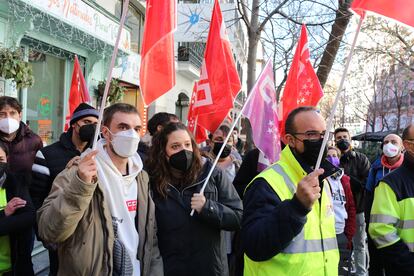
[126,200,137,211]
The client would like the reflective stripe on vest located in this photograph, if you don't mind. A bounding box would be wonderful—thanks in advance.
[370,213,414,250]
[268,164,338,254]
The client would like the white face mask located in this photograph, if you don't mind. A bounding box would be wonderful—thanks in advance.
[383,143,399,158]
[0,117,20,134]
[109,128,140,158]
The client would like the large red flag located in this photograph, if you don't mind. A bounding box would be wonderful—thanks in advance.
[187,82,208,143]
[279,24,323,136]
[65,56,90,130]
[351,0,414,28]
[140,0,176,105]
[193,0,241,132]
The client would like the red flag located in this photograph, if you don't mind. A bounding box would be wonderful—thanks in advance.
[193,0,241,132]
[187,83,207,143]
[140,0,176,105]
[351,0,414,28]
[279,24,323,136]
[65,56,89,130]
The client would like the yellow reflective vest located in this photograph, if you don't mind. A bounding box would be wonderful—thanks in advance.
[369,181,414,252]
[0,188,11,273]
[244,146,339,276]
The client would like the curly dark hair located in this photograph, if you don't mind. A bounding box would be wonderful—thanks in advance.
[147,122,203,198]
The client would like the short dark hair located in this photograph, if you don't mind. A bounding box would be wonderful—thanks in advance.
[402,124,414,140]
[327,146,340,156]
[0,96,22,113]
[285,106,318,134]
[103,103,140,127]
[334,127,349,136]
[147,112,179,136]
[218,125,231,137]
[234,127,239,132]
[0,141,9,157]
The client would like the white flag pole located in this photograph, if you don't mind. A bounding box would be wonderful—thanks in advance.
[315,17,363,169]
[190,59,273,216]
[92,0,130,150]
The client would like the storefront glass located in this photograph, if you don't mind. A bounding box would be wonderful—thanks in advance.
[27,51,65,145]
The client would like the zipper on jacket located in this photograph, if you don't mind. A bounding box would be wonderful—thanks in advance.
[97,189,111,275]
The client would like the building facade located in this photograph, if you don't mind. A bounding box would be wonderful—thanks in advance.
[0,0,145,144]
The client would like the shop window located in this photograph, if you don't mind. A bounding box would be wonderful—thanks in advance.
[125,5,145,54]
[94,0,122,16]
[27,50,66,145]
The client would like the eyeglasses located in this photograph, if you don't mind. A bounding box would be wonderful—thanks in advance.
[405,139,414,143]
[292,131,331,141]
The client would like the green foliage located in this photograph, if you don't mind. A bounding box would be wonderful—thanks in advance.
[97,78,125,104]
[0,47,34,89]
[357,141,382,163]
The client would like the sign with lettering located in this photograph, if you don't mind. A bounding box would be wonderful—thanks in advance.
[23,0,131,52]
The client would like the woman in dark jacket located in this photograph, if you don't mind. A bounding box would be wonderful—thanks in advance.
[0,141,36,275]
[147,122,243,276]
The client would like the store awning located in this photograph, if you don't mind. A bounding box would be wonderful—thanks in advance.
[352,130,398,142]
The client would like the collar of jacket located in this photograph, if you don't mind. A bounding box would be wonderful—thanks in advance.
[59,129,79,151]
[402,152,414,168]
[341,150,356,161]
[286,146,313,174]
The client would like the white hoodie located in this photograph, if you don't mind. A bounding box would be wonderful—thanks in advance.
[94,139,142,275]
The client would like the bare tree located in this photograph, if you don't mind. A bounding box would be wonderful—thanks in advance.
[236,0,353,147]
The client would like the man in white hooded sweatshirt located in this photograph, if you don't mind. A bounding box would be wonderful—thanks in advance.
[37,103,163,276]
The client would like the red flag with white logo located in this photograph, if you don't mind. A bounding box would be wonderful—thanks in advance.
[193,0,241,132]
[187,82,208,143]
[140,0,176,105]
[65,56,90,131]
[279,24,323,136]
[351,0,414,28]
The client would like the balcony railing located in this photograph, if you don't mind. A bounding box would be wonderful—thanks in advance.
[177,42,205,69]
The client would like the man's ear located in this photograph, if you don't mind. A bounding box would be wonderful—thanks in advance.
[284,134,295,148]
[101,126,110,140]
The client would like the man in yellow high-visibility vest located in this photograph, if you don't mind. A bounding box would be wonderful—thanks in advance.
[368,124,414,275]
[242,106,339,276]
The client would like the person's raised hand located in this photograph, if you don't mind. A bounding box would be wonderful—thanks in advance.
[295,168,324,209]
[77,150,98,184]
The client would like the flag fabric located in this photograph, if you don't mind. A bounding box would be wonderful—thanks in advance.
[193,0,241,133]
[279,24,323,136]
[140,0,176,105]
[351,0,414,28]
[187,82,208,143]
[65,56,90,130]
[242,60,281,164]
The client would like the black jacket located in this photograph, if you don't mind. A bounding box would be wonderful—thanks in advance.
[30,130,82,210]
[373,152,414,276]
[0,173,35,276]
[340,150,370,213]
[152,161,243,276]
[233,148,260,199]
[0,122,43,174]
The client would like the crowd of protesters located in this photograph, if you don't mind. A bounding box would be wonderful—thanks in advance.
[0,96,413,276]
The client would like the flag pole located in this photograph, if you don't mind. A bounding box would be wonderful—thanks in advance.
[315,17,363,169]
[190,59,273,216]
[92,0,130,150]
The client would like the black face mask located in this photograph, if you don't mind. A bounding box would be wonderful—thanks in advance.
[78,124,96,142]
[0,162,7,177]
[336,139,350,151]
[212,142,232,159]
[299,138,327,167]
[169,149,193,172]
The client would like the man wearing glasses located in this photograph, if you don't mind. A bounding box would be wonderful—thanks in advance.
[368,124,414,275]
[242,106,339,276]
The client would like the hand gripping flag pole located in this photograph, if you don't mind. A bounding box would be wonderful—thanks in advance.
[92,0,130,150]
[190,60,274,216]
